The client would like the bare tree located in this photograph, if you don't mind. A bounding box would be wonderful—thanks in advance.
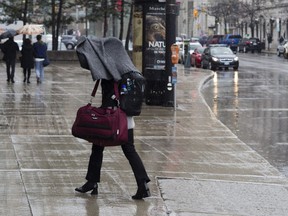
[240,0,270,38]
[207,0,242,34]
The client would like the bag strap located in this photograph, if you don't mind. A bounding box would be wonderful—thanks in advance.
[89,80,120,105]
[89,80,100,104]
[91,79,100,97]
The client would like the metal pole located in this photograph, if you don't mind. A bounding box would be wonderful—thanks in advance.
[85,7,88,36]
[164,0,177,107]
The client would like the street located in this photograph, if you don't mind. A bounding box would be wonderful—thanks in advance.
[201,52,288,177]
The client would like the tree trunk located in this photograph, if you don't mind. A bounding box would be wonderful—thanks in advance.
[102,0,108,37]
[51,0,56,50]
[54,0,63,51]
[125,1,133,51]
[118,0,124,40]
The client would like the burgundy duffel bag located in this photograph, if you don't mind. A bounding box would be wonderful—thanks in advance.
[72,80,128,146]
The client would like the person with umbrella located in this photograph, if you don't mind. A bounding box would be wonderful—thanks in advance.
[33,34,47,83]
[1,36,19,83]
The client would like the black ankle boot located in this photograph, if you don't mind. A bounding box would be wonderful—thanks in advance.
[132,182,151,200]
[75,182,98,195]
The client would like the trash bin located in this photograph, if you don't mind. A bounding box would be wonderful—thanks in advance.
[144,68,166,105]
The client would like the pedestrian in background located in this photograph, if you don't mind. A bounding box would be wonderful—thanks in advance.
[1,36,19,83]
[33,34,47,83]
[21,38,34,83]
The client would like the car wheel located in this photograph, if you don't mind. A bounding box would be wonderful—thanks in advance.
[233,66,239,70]
[210,63,216,71]
[66,43,74,50]
[277,50,281,56]
[283,49,286,57]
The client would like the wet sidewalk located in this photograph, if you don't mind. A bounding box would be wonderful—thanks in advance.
[1,61,288,216]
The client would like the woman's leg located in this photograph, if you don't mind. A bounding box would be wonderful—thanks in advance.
[23,68,27,82]
[35,61,41,82]
[121,129,150,184]
[27,69,31,83]
[75,144,104,194]
[85,144,105,183]
[6,61,11,82]
[10,59,16,82]
[39,62,44,82]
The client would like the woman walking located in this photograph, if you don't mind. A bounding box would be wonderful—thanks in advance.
[75,79,151,200]
[21,38,34,83]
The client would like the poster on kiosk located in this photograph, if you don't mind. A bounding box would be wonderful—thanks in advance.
[144,3,166,69]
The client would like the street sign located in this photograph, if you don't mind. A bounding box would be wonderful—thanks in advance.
[172,66,177,84]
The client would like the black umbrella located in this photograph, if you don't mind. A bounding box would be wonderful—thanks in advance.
[0,29,17,40]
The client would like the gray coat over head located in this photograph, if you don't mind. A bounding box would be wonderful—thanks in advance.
[76,36,139,81]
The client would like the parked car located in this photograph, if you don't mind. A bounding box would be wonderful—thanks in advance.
[61,35,78,50]
[191,47,205,67]
[201,45,239,71]
[277,40,288,56]
[190,37,200,42]
[176,36,183,42]
[282,42,288,58]
[206,34,224,46]
[180,41,202,64]
[219,34,242,53]
[188,42,202,55]
[238,38,263,53]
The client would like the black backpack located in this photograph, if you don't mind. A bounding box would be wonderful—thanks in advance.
[118,71,146,116]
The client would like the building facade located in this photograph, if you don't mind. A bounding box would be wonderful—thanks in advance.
[177,0,288,50]
[177,0,215,39]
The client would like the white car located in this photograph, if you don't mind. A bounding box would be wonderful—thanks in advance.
[277,40,288,57]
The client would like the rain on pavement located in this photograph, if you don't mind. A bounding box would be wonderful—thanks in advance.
[0,60,288,216]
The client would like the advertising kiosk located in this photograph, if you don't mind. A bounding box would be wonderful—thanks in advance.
[134,0,178,106]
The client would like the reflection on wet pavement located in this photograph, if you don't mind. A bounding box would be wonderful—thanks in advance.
[201,56,288,177]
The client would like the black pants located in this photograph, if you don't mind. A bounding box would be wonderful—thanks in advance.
[5,59,16,81]
[85,129,150,185]
[23,68,31,80]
